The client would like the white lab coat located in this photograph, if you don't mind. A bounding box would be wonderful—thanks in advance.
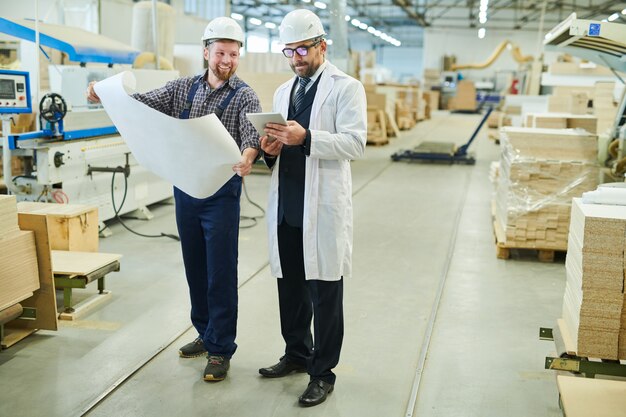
[267,61,367,281]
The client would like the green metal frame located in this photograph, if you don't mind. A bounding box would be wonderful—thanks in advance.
[54,261,120,313]
[541,326,626,378]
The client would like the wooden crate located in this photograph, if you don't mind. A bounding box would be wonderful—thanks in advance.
[17,202,99,252]
[0,230,40,311]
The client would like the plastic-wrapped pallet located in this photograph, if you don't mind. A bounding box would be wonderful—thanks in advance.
[495,127,599,250]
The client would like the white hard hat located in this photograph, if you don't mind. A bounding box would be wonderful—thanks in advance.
[279,9,326,44]
[201,17,245,45]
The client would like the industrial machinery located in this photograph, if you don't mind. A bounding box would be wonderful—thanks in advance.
[543,13,626,177]
[390,107,493,165]
[0,17,180,229]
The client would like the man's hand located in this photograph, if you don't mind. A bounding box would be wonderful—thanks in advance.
[260,135,283,157]
[86,81,101,103]
[233,147,258,177]
[263,121,306,146]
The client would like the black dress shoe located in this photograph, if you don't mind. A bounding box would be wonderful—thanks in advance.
[299,380,334,407]
[259,356,307,378]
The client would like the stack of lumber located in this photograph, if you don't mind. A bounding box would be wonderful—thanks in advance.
[525,113,598,134]
[0,196,40,313]
[365,87,399,141]
[422,68,440,90]
[366,106,388,145]
[593,82,619,136]
[448,80,476,111]
[563,198,626,359]
[495,128,599,250]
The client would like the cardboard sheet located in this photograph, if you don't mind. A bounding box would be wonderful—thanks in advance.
[95,71,241,199]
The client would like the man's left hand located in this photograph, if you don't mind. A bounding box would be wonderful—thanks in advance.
[264,121,306,146]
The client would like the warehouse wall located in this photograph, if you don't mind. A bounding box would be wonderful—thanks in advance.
[423,28,544,80]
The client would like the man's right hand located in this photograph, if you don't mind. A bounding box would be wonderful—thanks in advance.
[261,135,282,158]
[86,81,101,103]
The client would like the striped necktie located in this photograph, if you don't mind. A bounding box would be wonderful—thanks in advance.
[294,77,311,112]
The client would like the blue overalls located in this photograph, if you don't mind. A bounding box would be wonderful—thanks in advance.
[175,76,246,359]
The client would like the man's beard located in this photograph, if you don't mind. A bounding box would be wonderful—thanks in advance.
[290,62,316,78]
[210,64,235,81]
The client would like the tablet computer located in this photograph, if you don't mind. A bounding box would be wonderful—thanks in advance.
[246,112,287,140]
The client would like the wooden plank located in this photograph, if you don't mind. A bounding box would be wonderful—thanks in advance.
[557,375,626,417]
[0,231,40,312]
[11,213,58,331]
[58,291,112,321]
[51,251,122,276]
[1,327,37,349]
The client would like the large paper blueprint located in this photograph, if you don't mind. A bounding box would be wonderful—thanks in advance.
[94,71,241,199]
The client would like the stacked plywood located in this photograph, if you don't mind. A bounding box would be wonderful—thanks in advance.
[525,113,598,134]
[448,80,476,111]
[593,82,618,136]
[563,198,626,359]
[495,128,599,250]
[0,196,40,312]
[548,92,589,115]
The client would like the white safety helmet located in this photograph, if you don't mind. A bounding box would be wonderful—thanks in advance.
[201,17,245,46]
[279,9,326,44]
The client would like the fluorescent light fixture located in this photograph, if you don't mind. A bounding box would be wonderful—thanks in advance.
[231,13,243,20]
[358,22,368,30]
[479,11,487,19]
[367,27,376,34]
[602,18,608,22]
[326,39,334,45]
[478,27,486,38]
[302,0,311,3]
[479,16,487,24]
[622,8,626,14]
[249,17,262,26]
[351,18,360,26]
[374,30,381,36]
[608,13,619,21]
[345,15,351,21]
[314,1,327,9]
[480,4,487,12]
[265,22,276,29]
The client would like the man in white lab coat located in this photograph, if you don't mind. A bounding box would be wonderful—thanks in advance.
[258,8,367,407]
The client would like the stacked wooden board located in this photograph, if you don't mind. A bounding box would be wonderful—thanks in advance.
[563,198,626,359]
[495,128,599,250]
[0,195,40,312]
[525,113,598,134]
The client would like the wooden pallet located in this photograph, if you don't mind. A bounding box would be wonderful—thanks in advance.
[493,220,566,262]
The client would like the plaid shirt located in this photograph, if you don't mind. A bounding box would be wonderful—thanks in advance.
[133,70,261,152]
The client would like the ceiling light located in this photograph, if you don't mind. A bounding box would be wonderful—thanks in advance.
[479,16,487,24]
[602,18,608,22]
[314,1,327,9]
[358,22,368,30]
[608,13,619,21]
[302,0,311,3]
[478,27,486,38]
[265,22,276,29]
[367,27,376,34]
[249,18,262,26]
[479,11,487,19]
[479,4,487,12]
[622,8,626,14]
[326,39,334,45]
[230,13,243,20]
[345,15,351,21]
[374,30,381,36]
[351,18,360,26]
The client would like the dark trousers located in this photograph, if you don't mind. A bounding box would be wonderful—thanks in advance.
[277,221,344,385]
[174,175,242,359]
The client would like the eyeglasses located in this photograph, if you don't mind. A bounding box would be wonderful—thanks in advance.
[282,39,322,58]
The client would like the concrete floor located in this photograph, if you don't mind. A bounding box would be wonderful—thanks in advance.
[0,112,564,417]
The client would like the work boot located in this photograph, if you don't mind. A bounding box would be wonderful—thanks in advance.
[178,337,207,358]
[203,355,230,381]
